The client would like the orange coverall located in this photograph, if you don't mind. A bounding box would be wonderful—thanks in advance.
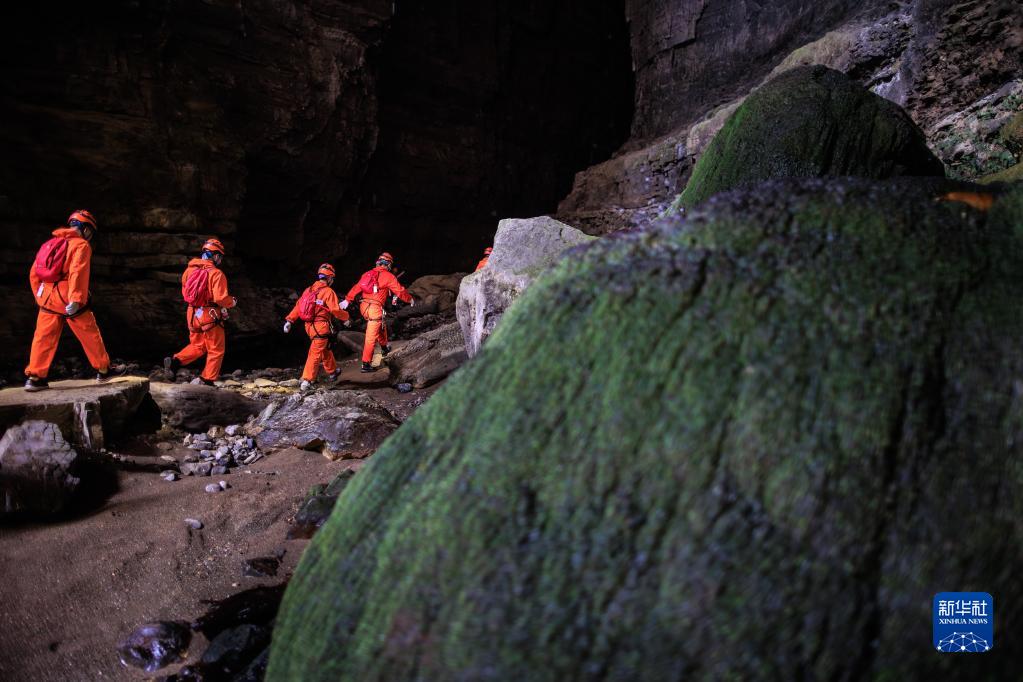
[26,228,111,378]
[474,256,489,272]
[345,267,412,363]
[286,280,349,381]
[173,258,235,382]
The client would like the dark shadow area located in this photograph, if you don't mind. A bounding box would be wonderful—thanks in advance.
[332,0,635,286]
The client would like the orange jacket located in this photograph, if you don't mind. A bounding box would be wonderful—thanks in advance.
[29,228,93,312]
[345,266,412,306]
[181,258,235,330]
[474,256,489,272]
[286,280,349,336]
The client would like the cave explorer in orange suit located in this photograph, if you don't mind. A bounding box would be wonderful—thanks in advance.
[24,210,112,391]
[283,263,350,391]
[475,246,493,272]
[342,252,414,372]
[163,238,236,386]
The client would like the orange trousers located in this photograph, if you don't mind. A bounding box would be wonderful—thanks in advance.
[25,309,110,379]
[302,336,337,381]
[359,301,387,363]
[174,325,226,382]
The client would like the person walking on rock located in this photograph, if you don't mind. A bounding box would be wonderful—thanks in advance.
[341,251,413,372]
[164,238,236,386]
[24,210,112,391]
[283,263,350,391]
[475,246,492,272]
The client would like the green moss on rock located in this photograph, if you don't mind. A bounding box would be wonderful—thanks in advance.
[676,66,944,209]
[980,161,1023,185]
[269,178,1023,681]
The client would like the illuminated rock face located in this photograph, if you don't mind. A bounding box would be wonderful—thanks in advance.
[267,180,1023,680]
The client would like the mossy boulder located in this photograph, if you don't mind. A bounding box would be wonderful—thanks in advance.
[677,66,945,209]
[269,177,1022,680]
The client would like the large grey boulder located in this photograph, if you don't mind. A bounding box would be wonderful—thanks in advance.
[0,420,80,516]
[250,391,399,460]
[386,322,467,388]
[0,377,152,450]
[150,383,265,432]
[456,216,594,357]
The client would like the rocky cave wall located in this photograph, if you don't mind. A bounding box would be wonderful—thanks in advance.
[0,0,633,371]
[558,0,1023,233]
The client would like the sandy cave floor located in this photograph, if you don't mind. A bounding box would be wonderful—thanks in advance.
[0,375,443,681]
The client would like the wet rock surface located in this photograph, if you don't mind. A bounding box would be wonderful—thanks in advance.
[0,420,79,516]
[456,216,595,357]
[268,179,1023,680]
[117,621,192,673]
[251,391,400,460]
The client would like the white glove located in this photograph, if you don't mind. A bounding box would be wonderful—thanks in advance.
[65,301,81,315]
[409,298,415,308]
[220,308,230,320]
[391,295,399,306]
[283,321,292,333]
[231,296,238,307]
[344,319,351,328]
[340,299,349,310]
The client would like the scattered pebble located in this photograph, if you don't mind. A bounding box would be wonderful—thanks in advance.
[205,483,222,494]
[185,518,203,530]
[396,383,413,393]
[157,442,174,451]
[219,480,230,490]
[160,471,178,482]
[159,454,176,462]
[117,621,192,672]
[225,424,242,437]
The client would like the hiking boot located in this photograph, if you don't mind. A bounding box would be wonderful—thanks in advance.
[97,365,127,384]
[299,379,312,391]
[380,344,391,356]
[24,376,49,392]
[360,362,374,373]
[190,377,216,387]
[163,356,181,380]
[327,368,342,382]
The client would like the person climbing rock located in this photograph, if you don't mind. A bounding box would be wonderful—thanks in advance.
[341,251,413,372]
[163,238,236,386]
[475,246,493,272]
[24,210,112,391]
[283,263,350,391]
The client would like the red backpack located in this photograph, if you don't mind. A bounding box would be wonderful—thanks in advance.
[297,286,321,322]
[183,267,212,306]
[358,269,381,295]
[34,237,69,283]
